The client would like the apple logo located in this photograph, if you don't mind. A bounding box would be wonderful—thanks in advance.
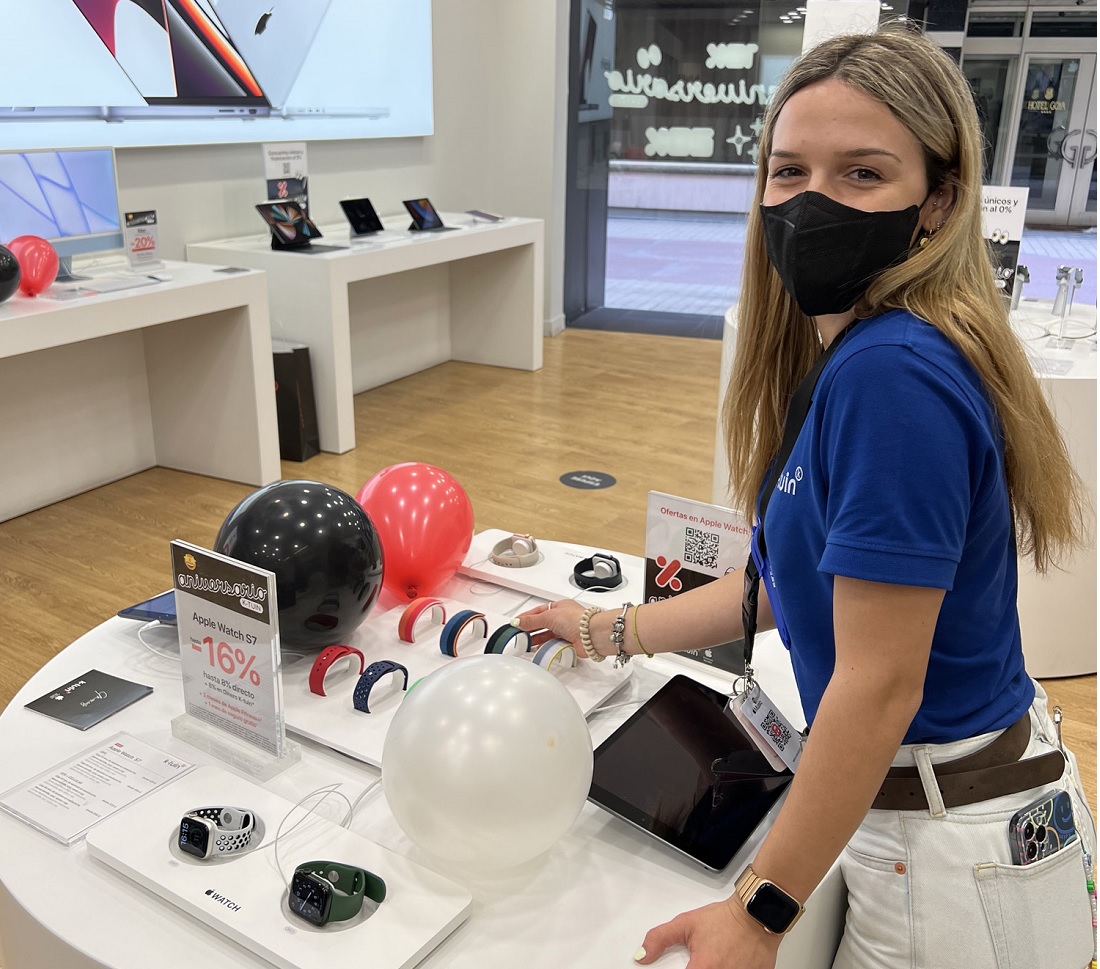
[255,9,273,35]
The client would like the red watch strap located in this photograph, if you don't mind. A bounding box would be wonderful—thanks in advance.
[397,597,447,643]
[309,645,366,696]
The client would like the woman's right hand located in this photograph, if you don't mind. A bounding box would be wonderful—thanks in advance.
[514,600,594,657]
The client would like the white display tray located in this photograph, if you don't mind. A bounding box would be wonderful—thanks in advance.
[86,766,472,969]
[280,593,631,768]
[459,529,646,606]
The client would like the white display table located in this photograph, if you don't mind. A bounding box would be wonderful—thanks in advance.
[0,260,281,522]
[0,566,845,969]
[187,216,544,454]
[712,302,1097,677]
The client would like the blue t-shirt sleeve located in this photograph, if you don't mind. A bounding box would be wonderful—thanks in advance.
[817,344,981,590]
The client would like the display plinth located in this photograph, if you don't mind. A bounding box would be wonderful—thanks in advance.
[86,766,472,969]
[170,715,302,781]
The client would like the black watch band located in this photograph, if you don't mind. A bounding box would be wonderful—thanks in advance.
[573,553,623,590]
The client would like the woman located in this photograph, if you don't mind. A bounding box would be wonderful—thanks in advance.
[518,26,1094,969]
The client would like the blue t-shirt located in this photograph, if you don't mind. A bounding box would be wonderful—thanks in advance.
[760,309,1033,743]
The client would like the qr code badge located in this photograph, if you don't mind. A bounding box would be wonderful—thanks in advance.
[741,689,803,771]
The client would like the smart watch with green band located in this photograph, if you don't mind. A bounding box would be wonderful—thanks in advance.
[289,860,387,927]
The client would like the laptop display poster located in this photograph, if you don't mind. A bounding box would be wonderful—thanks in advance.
[645,491,751,675]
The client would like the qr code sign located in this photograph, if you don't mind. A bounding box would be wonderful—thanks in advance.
[684,526,719,570]
[760,710,792,751]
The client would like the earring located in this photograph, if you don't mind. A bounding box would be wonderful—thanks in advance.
[919,219,946,248]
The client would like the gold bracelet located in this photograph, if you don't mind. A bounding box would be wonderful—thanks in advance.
[632,604,654,658]
[577,605,605,662]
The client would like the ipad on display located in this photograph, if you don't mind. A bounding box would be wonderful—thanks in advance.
[403,197,459,232]
[588,674,792,872]
[340,197,385,235]
[117,590,177,625]
[255,202,343,251]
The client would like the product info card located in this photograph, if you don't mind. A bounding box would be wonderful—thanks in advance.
[171,541,287,758]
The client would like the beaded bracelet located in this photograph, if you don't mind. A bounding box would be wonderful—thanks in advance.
[632,604,655,658]
[578,605,605,662]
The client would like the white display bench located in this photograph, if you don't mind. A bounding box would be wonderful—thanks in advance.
[0,565,846,969]
[0,260,281,522]
[187,216,545,454]
[712,301,1097,677]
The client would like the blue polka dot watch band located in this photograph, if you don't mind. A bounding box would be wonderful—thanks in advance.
[438,610,488,657]
[532,638,578,670]
[353,661,409,714]
[485,623,531,656]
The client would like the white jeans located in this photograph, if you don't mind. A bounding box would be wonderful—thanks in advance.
[832,682,1096,969]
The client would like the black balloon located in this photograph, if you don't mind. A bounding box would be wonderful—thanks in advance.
[215,480,384,650]
[0,245,21,305]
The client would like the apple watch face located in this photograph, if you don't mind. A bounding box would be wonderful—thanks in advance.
[289,871,331,926]
[747,882,800,933]
[178,817,212,859]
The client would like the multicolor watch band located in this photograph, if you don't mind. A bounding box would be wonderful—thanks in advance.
[309,645,366,697]
[397,597,447,643]
[439,609,488,657]
[485,623,531,655]
[531,638,578,670]
[353,660,409,714]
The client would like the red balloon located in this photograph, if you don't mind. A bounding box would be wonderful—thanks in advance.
[6,235,59,297]
[356,463,475,601]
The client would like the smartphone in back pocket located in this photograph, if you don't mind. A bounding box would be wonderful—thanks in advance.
[1008,789,1077,865]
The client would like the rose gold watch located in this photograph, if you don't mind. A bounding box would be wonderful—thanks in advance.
[734,864,805,935]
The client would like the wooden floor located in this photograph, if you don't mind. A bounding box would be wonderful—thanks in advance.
[0,327,1094,817]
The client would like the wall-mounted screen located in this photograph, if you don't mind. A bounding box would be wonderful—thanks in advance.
[0,147,124,279]
[0,0,433,149]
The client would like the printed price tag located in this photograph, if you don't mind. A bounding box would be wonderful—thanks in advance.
[733,684,803,773]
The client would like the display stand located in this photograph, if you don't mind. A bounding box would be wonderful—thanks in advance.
[86,766,472,969]
[169,716,301,782]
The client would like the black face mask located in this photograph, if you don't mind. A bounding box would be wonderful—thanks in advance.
[760,191,921,317]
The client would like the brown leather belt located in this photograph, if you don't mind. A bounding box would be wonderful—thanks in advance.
[872,712,1066,811]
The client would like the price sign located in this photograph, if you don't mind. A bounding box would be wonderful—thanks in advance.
[171,541,286,758]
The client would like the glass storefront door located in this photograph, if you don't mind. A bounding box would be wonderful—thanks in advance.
[1008,54,1097,225]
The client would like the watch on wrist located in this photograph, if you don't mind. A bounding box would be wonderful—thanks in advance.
[734,864,805,935]
[289,860,387,927]
[178,806,256,860]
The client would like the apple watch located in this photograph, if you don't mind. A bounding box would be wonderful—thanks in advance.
[353,660,409,713]
[531,638,578,670]
[439,609,488,657]
[485,623,531,655]
[178,806,255,860]
[397,597,447,643]
[734,864,804,935]
[309,645,366,697]
[490,533,539,568]
[573,553,623,590]
[289,860,387,927]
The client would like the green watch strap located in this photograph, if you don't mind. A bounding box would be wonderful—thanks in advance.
[300,861,387,921]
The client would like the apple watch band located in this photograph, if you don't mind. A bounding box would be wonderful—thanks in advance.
[531,638,578,670]
[573,553,623,590]
[353,660,409,713]
[309,645,366,697]
[289,860,387,926]
[489,533,539,568]
[439,609,488,657]
[734,864,805,934]
[397,597,447,643]
[485,623,532,655]
[178,806,255,860]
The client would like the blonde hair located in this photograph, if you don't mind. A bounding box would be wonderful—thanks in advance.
[722,26,1088,573]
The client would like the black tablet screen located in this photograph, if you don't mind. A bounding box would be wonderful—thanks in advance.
[589,675,791,871]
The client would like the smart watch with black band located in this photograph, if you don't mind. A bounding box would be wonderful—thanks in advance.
[572,553,623,590]
[734,864,804,934]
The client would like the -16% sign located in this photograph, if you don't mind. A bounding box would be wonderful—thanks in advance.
[195,636,262,686]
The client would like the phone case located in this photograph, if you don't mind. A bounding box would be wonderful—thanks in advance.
[1008,789,1077,865]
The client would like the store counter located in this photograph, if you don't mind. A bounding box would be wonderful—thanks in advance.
[0,568,845,969]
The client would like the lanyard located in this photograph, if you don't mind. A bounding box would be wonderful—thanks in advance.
[740,322,857,689]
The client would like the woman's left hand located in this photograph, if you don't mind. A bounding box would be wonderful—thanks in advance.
[634,898,782,969]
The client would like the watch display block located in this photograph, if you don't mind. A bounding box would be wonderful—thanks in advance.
[86,766,471,969]
[459,529,646,605]
[279,592,631,768]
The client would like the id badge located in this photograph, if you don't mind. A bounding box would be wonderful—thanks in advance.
[732,684,803,773]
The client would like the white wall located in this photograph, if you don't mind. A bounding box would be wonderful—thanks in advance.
[114,0,568,334]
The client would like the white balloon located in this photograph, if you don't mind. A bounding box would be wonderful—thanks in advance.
[382,655,593,872]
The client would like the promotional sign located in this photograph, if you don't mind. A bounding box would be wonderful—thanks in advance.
[263,142,309,216]
[645,491,751,674]
[980,186,1029,295]
[123,210,164,271]
[171,541,286,758]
